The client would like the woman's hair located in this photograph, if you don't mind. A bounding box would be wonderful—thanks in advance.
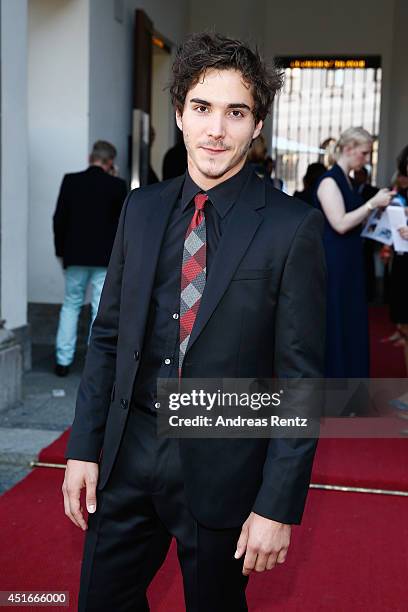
[170,32,284,124]
[303,162,327,189]
[397,145,408,177]
[335,127,373,156]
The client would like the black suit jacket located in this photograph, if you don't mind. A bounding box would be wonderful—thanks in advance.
[65,170,326,528]
[53,166,128,268]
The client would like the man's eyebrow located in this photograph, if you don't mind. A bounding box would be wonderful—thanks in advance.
[189,98,251,111]
[226,103,251,111]
[190,98,211,106]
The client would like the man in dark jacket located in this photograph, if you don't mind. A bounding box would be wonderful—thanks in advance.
[53,141,127,376]
[62,34,325,611]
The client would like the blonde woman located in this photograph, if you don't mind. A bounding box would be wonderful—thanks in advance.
[315,127,394,377]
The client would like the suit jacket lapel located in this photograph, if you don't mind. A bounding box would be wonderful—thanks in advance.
[186,171,266,355]
[134,175,184,337]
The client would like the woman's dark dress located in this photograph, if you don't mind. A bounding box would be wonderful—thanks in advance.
[315,164,369,377]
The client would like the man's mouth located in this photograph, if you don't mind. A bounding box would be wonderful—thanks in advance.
[201,146,228,155]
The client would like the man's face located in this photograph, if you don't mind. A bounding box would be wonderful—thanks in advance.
[176,68,263,185]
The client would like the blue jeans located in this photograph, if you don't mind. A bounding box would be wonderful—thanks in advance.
[56,266,107,366]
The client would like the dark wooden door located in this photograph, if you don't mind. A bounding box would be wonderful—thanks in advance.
[131,10,153,187]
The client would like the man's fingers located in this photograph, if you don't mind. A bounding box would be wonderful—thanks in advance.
[276,548,288,564]
[234,522,249,559]
[62,482,82,529]
[62,485,80,528]
[69,496,87,531]
[244,546,286,574]
[265,547,287,570]
[254,552,269,572]
[62,478,87,530]
[85,475,98,514]
[62,461,99,530]
[266,554,277,570]
[242,548,257,576]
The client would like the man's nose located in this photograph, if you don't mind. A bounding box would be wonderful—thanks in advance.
[206,113,226,140]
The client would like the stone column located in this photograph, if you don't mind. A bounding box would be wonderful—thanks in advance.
[0,0,29,410]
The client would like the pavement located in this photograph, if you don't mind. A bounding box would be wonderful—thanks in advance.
[0,345,84,495]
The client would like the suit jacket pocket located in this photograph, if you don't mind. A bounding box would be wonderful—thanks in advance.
[231,268,273,281]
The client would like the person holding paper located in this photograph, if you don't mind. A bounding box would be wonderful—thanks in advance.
[396,219,408,374]
[387,145,408,348]
[315,127,394,377]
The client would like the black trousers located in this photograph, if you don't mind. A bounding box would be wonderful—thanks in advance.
[78,407,248,611]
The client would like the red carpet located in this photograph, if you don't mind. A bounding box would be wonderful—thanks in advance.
[311,306,408,492]
[2,304,406,610]
[312,437,408,490]
[0,467,407,611]
[38,429,70,464]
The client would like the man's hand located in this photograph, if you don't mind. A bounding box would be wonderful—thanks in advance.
[62,459,99,530]
[398,226,408,241]
[234,512,291,575]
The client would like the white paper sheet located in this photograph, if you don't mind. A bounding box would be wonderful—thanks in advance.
[361,209,393,245]
[386,206,408,253]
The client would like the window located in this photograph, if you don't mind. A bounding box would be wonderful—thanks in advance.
[272,56,382,194]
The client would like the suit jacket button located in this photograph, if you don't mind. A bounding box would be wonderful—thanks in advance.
[120,398,129,410]
[134,350,140,361]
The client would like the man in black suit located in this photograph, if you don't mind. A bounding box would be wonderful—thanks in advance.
[62,33,326,611]
[53,141,127,376]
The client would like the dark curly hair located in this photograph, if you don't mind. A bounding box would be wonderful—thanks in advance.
[397,145,408,177]
[170,32,284,124]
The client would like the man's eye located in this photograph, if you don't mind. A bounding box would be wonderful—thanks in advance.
[195,106,208,113]
[230,110,243,118]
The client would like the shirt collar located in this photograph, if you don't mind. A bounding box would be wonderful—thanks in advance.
[180,163,251,218]
[87,165,106,174]
[180,173,201,212]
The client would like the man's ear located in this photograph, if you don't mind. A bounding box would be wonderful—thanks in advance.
[253,120,263,141]
[175,109,183,132]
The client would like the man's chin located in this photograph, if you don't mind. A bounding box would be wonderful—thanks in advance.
[198,161,238,180]
[202,168,228,179]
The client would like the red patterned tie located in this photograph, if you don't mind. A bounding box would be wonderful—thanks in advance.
[179,193,208,376]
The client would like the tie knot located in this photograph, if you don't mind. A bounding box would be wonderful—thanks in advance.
[194,193,208,211]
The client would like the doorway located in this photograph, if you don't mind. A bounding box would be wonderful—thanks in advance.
[151,37,173,181]
[131,10,173,187]
[271,56,382,194]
